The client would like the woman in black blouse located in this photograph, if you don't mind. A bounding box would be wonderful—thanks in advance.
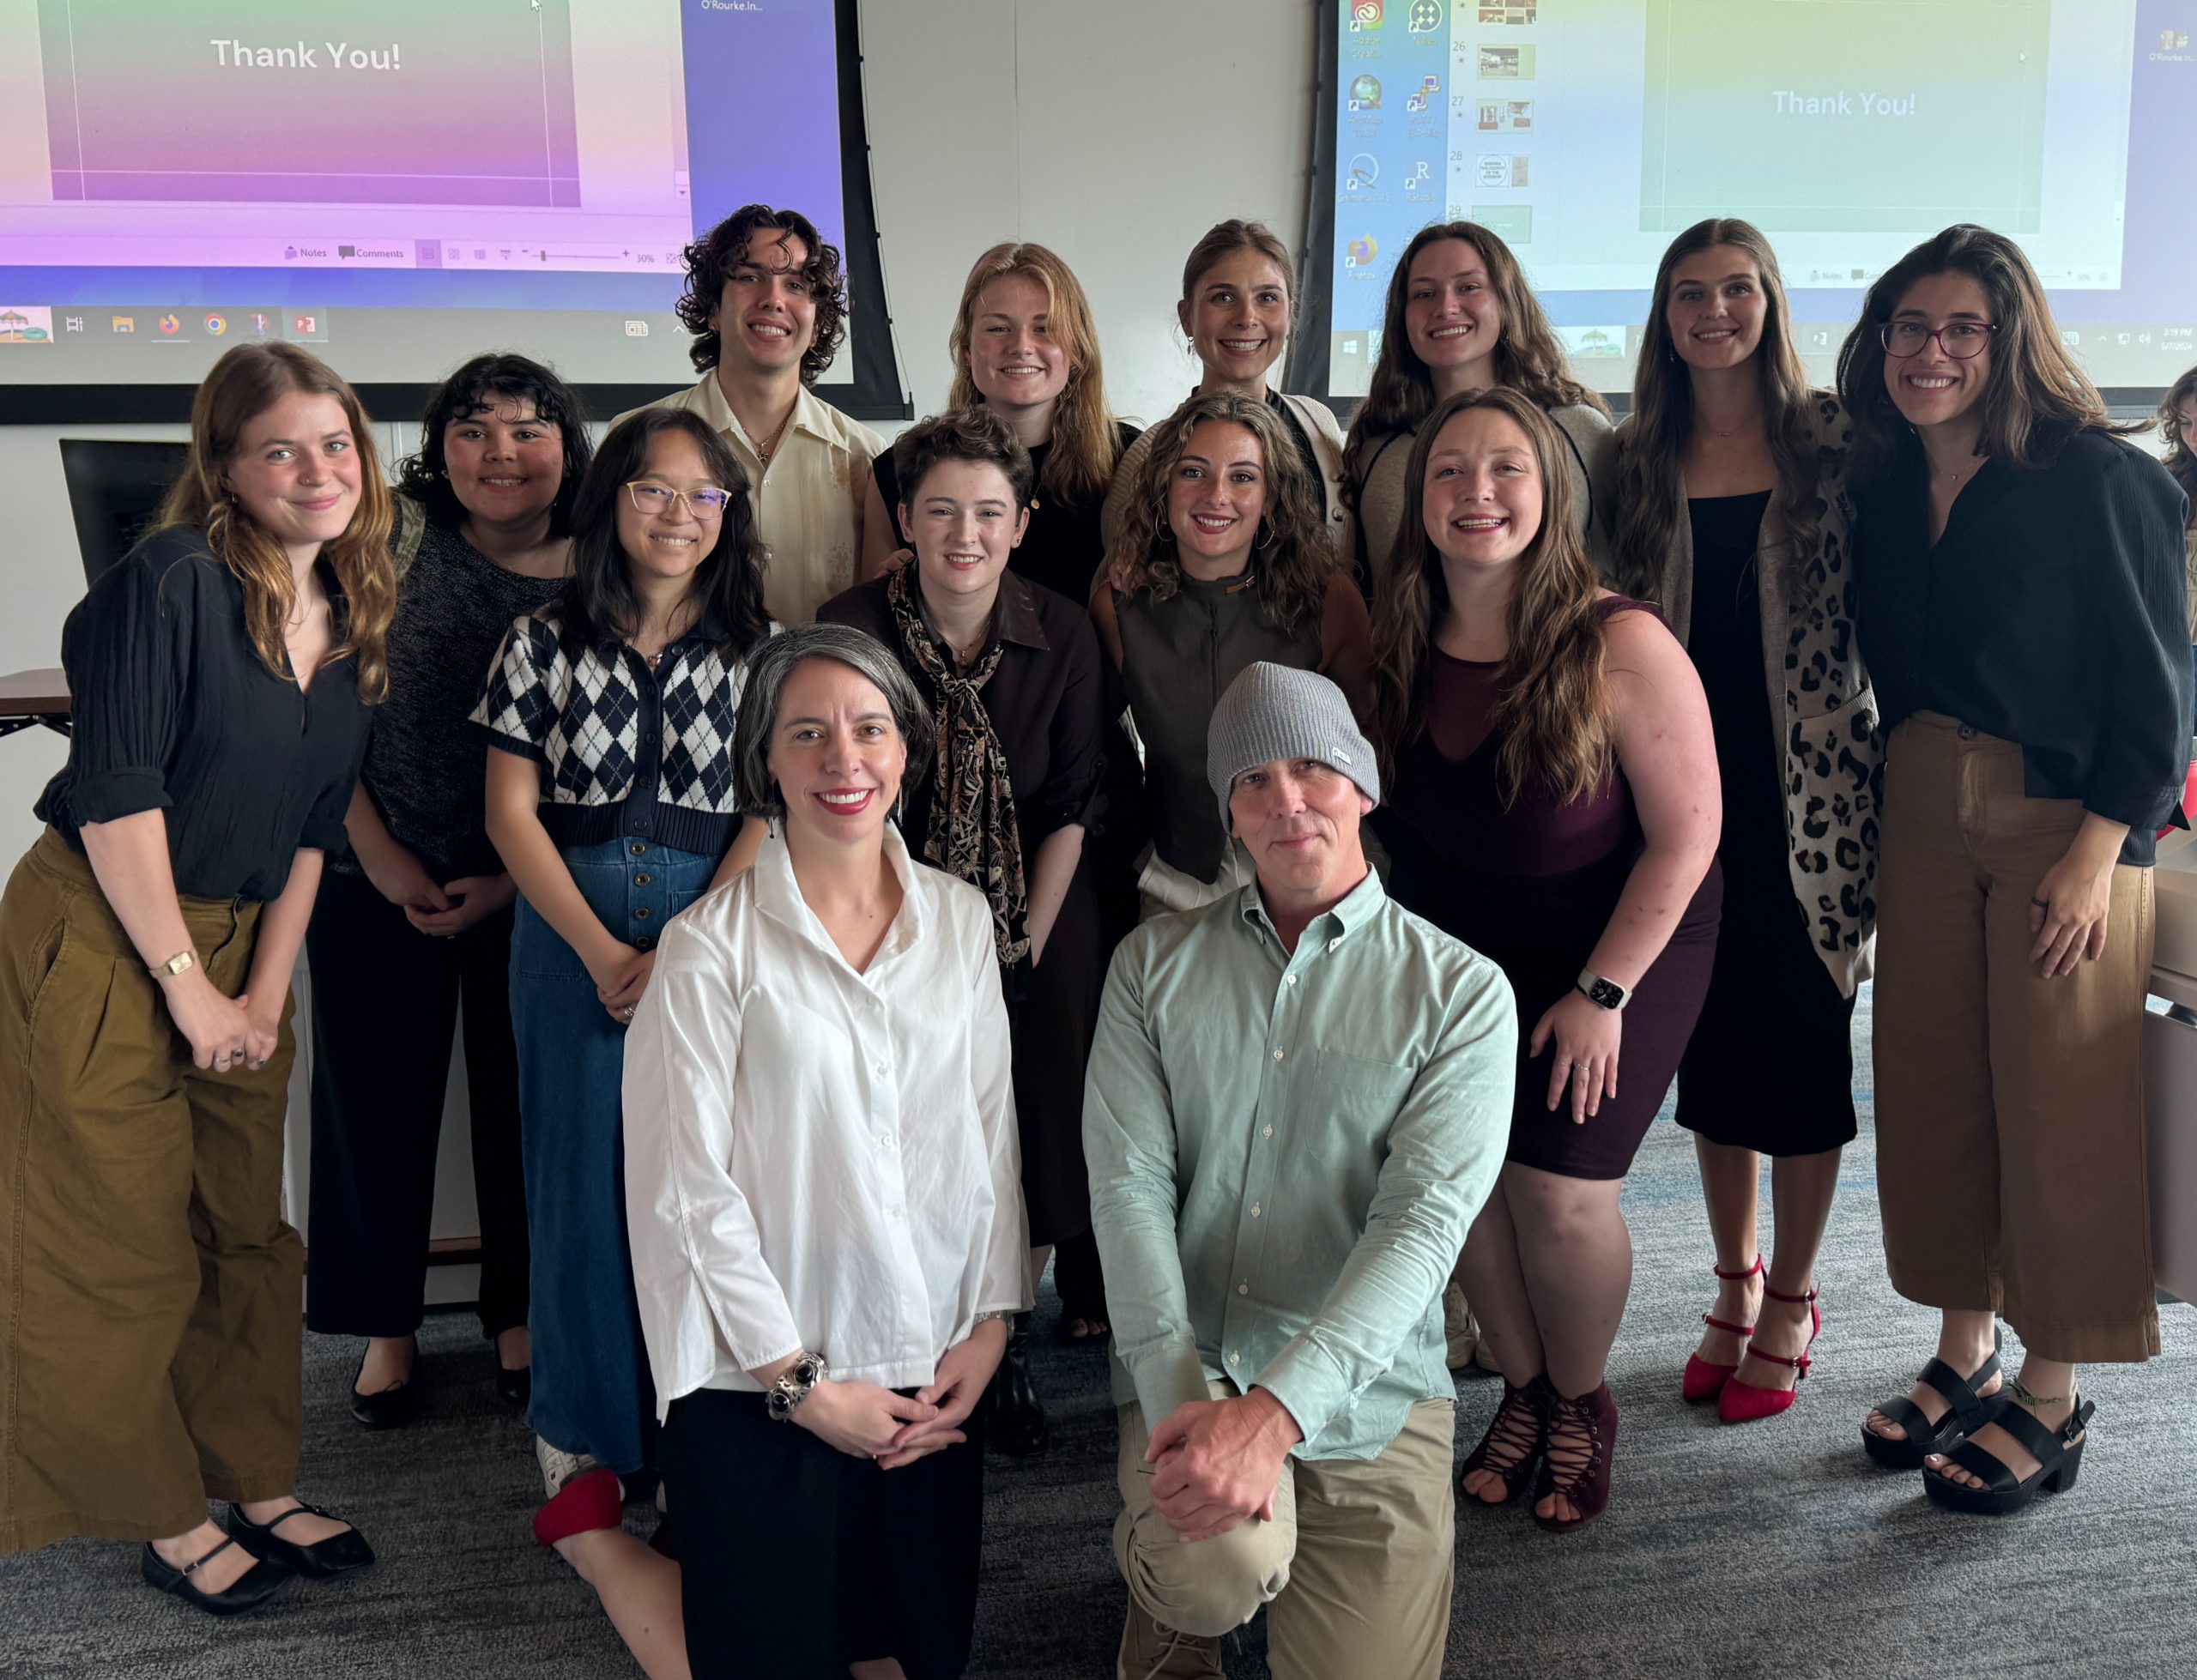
[821,407,1107,1455]
[0,342,391,1609]
[306,354,593,1427]
[1842,225,2191,1513]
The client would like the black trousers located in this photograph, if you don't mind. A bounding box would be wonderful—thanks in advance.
[663,1387,986,1680]
[303,867,530,1340]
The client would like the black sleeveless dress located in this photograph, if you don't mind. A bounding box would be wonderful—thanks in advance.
[1673,493,1858,1155]
[1384,598,1722,1180]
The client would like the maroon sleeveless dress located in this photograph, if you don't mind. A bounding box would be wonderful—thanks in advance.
[1383,601,1722,1180]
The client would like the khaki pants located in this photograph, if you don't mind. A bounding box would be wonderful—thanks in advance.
[0,831,302,1555]
[1873,716,2160,1363]
[1112,1381,1454,1680]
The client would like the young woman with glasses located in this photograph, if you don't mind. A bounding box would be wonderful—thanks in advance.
[477,407,774,1518]
[1608,220,1881,1426]
[1842,225,2190,1514]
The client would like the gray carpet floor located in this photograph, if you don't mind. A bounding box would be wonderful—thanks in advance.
[7,988,2195,1678]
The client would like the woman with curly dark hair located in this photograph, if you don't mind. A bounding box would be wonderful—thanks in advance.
[1844,226,2190,1514]
[1092,391,1371,920]
[622,203,883,628]
[1344,221,1615,599]
[306,354,592,1428]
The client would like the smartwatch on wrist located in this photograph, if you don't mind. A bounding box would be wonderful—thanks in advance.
[1575,968,1631,1011]
[766,1351,828,1422]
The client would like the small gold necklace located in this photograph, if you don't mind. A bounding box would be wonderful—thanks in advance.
[754,404,794,468]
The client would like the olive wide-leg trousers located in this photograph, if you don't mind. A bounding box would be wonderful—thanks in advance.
[0,831,301,1556]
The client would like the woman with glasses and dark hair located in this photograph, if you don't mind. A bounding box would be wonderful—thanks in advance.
[1841,225,2190,1514]
[533,624,1029,1680]
[1093,390,1372,920]
[1344,221,1616,600]
[306,354,592,1426]
[1371,387,1721,1532]
[1609,221,1881,1425]
[823,406,1108,1450]
[1099,220,1355,578]
[477,407,775,1514]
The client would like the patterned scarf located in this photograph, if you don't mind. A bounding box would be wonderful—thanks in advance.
[886,565,1030,969]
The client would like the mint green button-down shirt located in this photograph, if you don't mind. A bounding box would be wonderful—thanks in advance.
[1083,867,1516,1461]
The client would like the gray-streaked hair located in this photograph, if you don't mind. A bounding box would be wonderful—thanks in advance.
[734,624,935,822]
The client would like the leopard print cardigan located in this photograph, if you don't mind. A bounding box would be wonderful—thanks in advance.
[1613,393,1882,997]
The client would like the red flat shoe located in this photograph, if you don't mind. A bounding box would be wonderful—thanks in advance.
[1534,1381,1619,1532]
[1682,1256,1761,1404]
[1718,1281,1821,1425]
[532,1467,624,1548]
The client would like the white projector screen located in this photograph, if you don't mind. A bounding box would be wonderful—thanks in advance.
[0,0,902,419]
[1308,0,2195,402]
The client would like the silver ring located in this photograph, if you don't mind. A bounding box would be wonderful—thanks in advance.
[620,1005,637,1022]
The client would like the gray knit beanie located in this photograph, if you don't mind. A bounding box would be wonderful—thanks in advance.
[1207,662,1381,834]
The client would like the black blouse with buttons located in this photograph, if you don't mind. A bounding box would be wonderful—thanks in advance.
[35,527,373,902]
[1854,426,2191,866]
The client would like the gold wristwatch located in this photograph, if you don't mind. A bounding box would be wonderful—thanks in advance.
[150,948,198,979]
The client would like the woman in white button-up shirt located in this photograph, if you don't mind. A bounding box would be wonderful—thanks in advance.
[526,623,1030,1680]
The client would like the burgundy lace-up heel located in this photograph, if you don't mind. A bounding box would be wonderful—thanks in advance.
[1534,1381,1619,1532]
[1682,1256,1761,1404]
[1458,1375,1549,1507]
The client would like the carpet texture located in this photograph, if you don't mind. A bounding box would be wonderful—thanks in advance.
[7,988,2194,1677]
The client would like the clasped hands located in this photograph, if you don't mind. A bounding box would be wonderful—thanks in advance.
[794,1319,1009,1471]
[1144,1387,1304,1544]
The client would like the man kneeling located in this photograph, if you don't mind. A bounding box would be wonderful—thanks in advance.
[1084,662,1516,1679]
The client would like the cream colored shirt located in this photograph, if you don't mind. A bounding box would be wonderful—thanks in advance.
[621,825,1032,1414]
[622,374,884,628]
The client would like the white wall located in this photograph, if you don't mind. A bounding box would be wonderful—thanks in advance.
[0,0,1321,1259]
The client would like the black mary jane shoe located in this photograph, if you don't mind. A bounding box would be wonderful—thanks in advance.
[349,1348,420,1431]
[495,1363,532,1411]
[984,1312,1049,1458]
[1922,1393,2095,1515]
[141,1537,294,1616]
[1861,1333,2002,1471]
[224,1502,377,1579]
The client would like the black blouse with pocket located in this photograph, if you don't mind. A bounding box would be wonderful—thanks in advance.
[1854,426,2191,865]
[36,526,373,902]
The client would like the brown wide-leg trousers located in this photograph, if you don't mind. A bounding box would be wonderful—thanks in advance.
[0,830,302,1556]
[1873,716,2160,1363]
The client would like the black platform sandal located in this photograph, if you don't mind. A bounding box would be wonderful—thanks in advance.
[1861,1333,2002,1470]
[1922,1393,2093,1514]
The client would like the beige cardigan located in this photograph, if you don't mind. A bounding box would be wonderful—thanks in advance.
[1613,392,1882,996]
[1097,390,1355,592]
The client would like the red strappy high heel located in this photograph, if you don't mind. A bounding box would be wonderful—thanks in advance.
[1717,1280,1821,1424]
[1681,1256,1762,1404]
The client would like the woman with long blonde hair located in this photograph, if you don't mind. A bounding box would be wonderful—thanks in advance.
[1094,390,1371,919]
[1345,221,1615,598]
[861,241,1135,604]
[1610,219,1882,1426]
[0,341,392,1609]
[1372,387,1719,1532]
[1099,220,1356,580]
